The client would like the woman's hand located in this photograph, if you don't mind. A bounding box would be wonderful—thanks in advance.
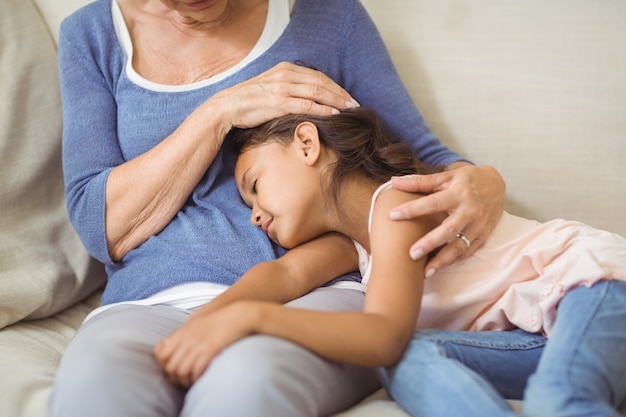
[389,164,505,278]
[213,62,359,130]
[153,302,259,388]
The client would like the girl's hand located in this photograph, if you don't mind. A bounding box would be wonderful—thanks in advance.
[389,164,505,277]
[153,302,258,388]
[213,62,359,130]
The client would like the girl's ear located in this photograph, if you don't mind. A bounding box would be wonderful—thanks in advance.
[293,121,322,166]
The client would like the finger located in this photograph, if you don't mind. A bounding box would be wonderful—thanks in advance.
[391,172,451,194]
[176,352,199,388]
[158,335,192,385]
[422,235,472,279]
[153,338,173,365]
[390,187,459,221]
[408,212,467,262]
[421,214,488,277]
[231,85,355,129]
[274,62,357,106]
[190,353,212,385]
[225,68,359,129]
[257,64,359,113]
[424,229,482,275]
[271,82,358,114]
[282,96,345,117]
[179,344,219,387]
[164,347,195,388]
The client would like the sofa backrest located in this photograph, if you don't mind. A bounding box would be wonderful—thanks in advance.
[362,0,626,235]
[0,0,106,328]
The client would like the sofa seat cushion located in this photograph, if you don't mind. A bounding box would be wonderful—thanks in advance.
[0,292,101,417]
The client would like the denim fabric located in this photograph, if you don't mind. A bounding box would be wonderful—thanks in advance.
[523,280,626,417]
[379,280,626,417]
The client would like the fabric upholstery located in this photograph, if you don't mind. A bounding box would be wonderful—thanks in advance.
[0,0,105,329]
[0,293,100,417]
[0,1,624,416]
[362,0,626,236]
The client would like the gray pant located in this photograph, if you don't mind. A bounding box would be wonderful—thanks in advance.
[48,287,380,417]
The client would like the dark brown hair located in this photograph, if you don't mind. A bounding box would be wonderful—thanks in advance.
[229,107,442,206]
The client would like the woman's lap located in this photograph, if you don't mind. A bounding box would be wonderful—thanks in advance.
[185,287,380,417]
[48,303,189,417]
[49,287,380,417]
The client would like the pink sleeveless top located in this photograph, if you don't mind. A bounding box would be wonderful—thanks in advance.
[356,182,626,336]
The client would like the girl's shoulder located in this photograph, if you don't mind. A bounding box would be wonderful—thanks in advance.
[373,182,414,210]
[371,184,427,225]
[368,182,442,247]
[369,181,424,223]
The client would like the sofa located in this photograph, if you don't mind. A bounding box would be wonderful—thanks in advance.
[1,1,625,416]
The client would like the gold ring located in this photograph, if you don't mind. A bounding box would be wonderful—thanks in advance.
[456,233,470,248]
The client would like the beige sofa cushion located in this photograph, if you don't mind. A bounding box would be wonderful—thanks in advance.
[0,292,100,417]
[0,0,105,329]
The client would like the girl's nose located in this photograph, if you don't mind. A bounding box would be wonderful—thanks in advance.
[250,211,262,227]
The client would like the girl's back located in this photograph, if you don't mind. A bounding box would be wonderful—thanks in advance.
[412,210,626,335]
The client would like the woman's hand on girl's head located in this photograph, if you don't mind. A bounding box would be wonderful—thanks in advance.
[389,164,505,277]
[213,62,359,130]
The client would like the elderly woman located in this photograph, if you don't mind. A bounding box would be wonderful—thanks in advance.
[49,0,504,416]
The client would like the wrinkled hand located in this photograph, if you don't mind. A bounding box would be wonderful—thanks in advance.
[153,302,257,388]
[213,62,359,130]
[390,164,505,277]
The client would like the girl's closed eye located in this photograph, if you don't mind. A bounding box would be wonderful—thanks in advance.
[252,179,258,194]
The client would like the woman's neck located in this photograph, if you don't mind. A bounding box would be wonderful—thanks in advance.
[118,0,268,84]
[328,177,380,253]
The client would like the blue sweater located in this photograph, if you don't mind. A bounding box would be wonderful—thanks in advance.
[59,0,465,305]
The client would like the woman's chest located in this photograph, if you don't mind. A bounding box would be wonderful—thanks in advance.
[119,2,267,84]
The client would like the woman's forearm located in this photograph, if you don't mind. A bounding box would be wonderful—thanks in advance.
[106,100,231,261]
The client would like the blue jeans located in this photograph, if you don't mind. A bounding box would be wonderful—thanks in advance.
[378,280,626,417]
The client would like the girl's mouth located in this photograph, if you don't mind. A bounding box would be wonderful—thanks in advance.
[261,219,273,236]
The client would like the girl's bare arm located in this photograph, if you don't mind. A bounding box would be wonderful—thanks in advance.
[154,232,361,387]
[155,188,436,387]
[193,232,360,315]
[251,188,434,365]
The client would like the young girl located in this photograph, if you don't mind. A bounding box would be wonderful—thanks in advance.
[154,108,626,417]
